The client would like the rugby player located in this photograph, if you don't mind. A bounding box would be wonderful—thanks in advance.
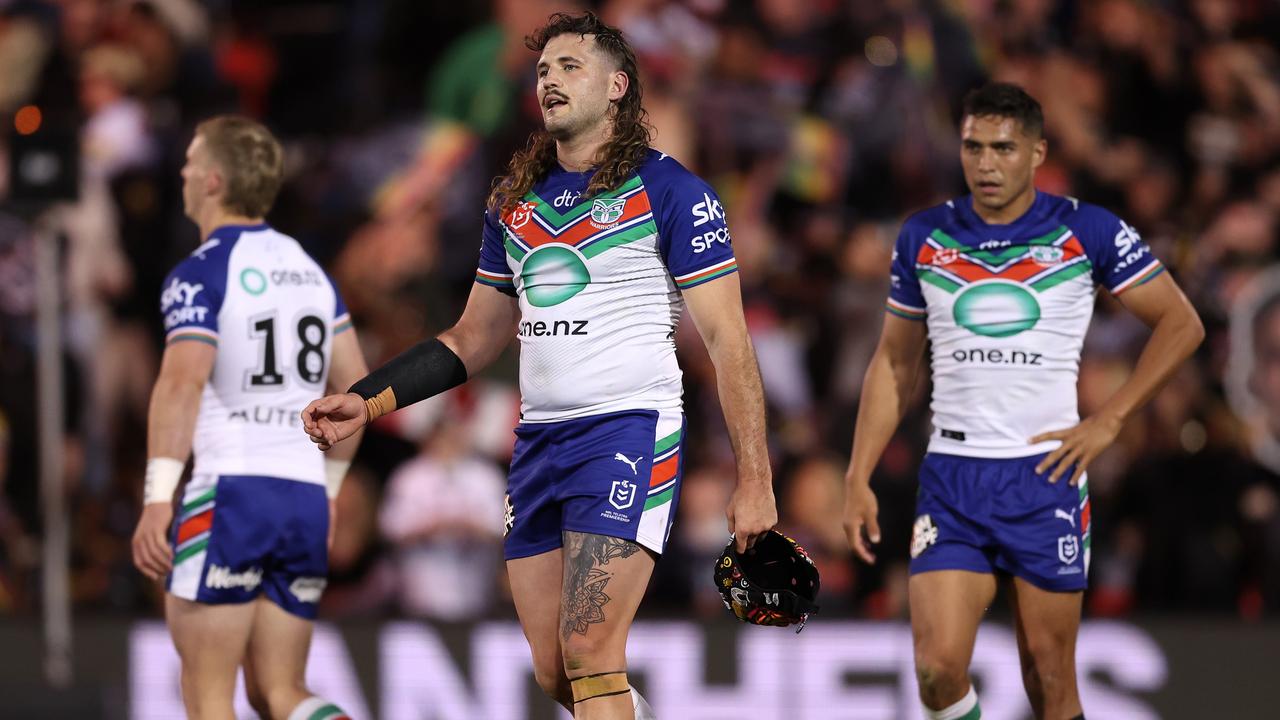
[132,116,367,720]
[302,12,777,720]
[842,83,1203,720]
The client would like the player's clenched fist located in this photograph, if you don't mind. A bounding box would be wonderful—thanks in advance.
[132,503,174,580]
[301,392,367,451]
[843,482,881,565]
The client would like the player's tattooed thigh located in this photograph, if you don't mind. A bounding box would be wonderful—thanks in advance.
[560,531,641,638]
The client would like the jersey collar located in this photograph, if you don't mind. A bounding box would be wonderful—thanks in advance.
[959,190,1047,231]
[207,222,270,243]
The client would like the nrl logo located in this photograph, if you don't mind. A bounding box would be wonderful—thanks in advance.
[933,248,960,266]
[509,201,537,229]
[1030,245,1065,266]
[590,198,626,228]
[609,479,637,510]
[1058,534,1079,565]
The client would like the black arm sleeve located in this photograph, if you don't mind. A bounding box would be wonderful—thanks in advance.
[348,338,468,420]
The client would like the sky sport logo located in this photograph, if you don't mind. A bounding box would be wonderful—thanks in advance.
[205,565,263,591]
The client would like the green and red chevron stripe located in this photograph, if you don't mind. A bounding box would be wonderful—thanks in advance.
[915,225,1094,294]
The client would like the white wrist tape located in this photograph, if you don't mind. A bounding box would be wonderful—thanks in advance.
[324,459,351,500]
[144,457,184,505]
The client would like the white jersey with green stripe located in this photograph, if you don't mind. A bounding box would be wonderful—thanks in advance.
[887,192,1164,458]
[476,149,738,422]
[159,224,352,484]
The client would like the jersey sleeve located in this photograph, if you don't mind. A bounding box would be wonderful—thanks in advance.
[326,272,352,335]
[1076,206,1165,295]
[886,220,927,321]
[474,210,517,297]
[655,171,738,290]
[159,255,227,347]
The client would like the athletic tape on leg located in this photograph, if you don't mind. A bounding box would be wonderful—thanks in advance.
[570,671,629,703]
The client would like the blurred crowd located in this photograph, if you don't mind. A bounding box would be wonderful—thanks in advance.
[0,0,1279,622]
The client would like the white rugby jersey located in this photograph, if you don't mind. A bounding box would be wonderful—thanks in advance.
[476,149,738,422]
[887,192,1164,458]
[160,224,351,484]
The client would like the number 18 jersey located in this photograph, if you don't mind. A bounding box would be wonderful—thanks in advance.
[159,224,351,486]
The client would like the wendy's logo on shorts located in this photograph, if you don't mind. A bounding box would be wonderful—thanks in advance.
[910,514,938,558]
[1058,534,1080,565]
[503,494,515,537]
[609,479,637,510]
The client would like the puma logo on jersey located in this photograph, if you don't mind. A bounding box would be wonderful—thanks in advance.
[614,453,641,475]
[1055,508,1076,528]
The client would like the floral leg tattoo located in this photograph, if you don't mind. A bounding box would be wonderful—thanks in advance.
[561,531,641,639]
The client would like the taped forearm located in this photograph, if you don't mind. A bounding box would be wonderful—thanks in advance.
[348,338,467,421]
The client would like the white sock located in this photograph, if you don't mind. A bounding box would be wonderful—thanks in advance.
[286,696,349,720]
[631,687,656,719]
[924,685,980,720]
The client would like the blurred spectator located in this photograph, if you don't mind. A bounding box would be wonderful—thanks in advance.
[379,413,506,621]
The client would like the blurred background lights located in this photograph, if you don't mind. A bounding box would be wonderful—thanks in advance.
[865,36,898,67]
[14,105,42,135]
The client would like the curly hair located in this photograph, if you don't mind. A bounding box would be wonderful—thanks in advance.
[487,12,653,214]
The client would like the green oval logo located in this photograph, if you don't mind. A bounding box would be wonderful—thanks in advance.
[240,268,267,296]
[520,246,590,307]
[953,281,1040,337]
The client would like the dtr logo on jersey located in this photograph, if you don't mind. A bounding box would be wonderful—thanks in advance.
[691,192,724,227]
[590,198,626,228]
[609,479,637,510]
[553,189,581,208]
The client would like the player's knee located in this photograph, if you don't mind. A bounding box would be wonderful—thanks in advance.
[531,658,570,703]
[560,632,620,676]
[244,683,271,719]
[1021,630,1074,680]
[914,654,969,705]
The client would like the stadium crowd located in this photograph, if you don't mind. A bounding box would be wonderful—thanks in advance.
[0,0,1278,622]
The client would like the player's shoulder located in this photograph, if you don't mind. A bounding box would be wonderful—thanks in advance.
[1035,192,1122,227]
[165,226,242,283]
[900,199,961,237]
[1035,193,1130,249]
[635,148,713,196]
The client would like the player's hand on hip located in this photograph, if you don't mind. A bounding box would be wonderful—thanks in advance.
[131,503,174,581]
[1031,413,1123,485]
[727,483,777,553]
[843,481,881,564]
[301,392,367,451]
